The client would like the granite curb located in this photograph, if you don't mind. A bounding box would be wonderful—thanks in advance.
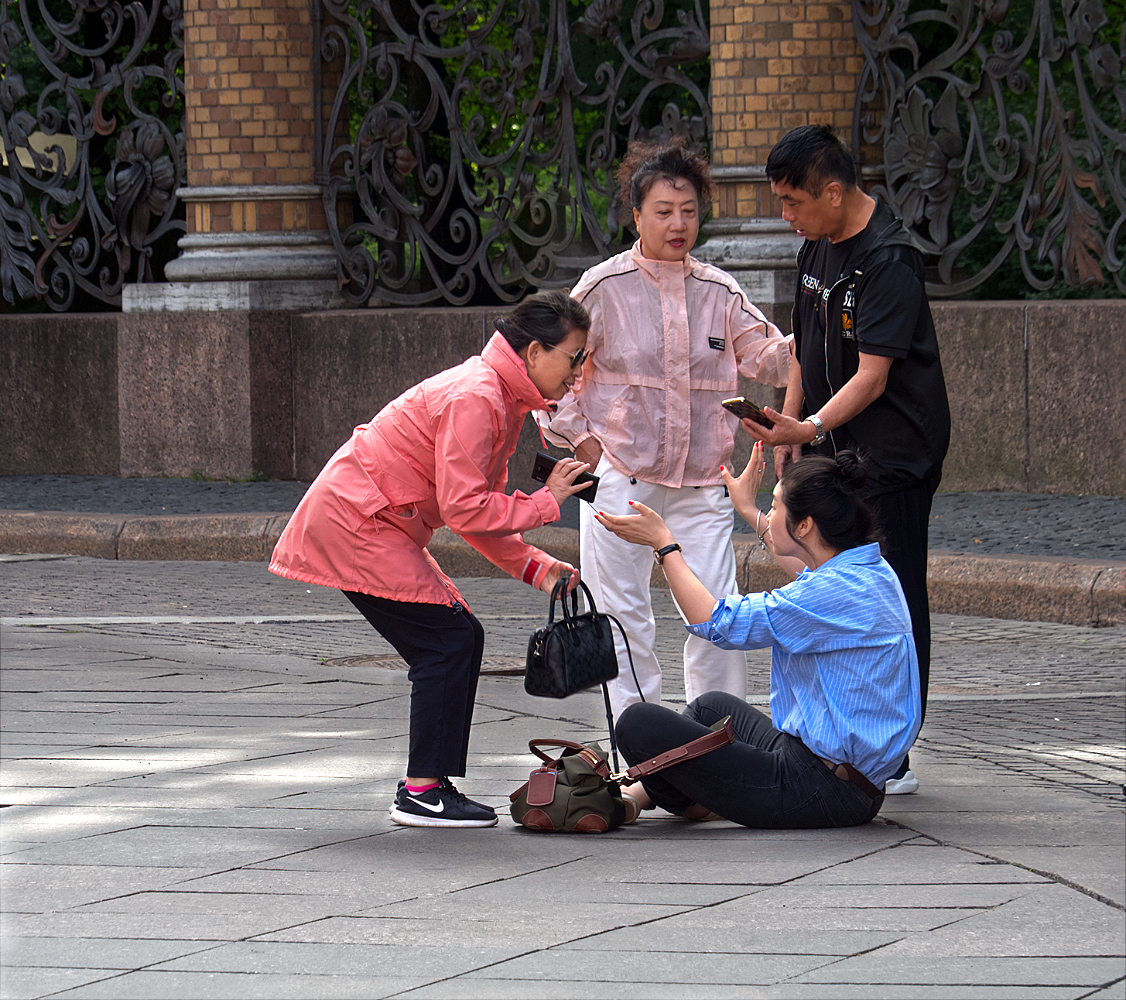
[2,510,1123,627]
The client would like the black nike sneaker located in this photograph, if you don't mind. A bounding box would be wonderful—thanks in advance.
[389,778,498,828]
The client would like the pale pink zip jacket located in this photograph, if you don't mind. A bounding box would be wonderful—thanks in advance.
[539,243,792,487]
[269,334,563,607]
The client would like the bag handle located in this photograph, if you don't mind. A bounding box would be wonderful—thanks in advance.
[547,573,603,628]
[547,572,577,624]
[528,737,588,761]
[527,739,612,778]
[618,716,736,782]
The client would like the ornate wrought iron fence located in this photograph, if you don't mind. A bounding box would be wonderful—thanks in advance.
[0,0,184,310]
[315,0,711,306]
[853,0,1125,297]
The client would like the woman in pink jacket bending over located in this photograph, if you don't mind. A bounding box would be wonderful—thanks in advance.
[270,292,594,828]
[539,140,792,716]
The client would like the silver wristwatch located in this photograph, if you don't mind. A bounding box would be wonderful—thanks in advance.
[805,413,826,446]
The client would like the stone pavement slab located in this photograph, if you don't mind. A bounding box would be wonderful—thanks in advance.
[1,562,1123,999]
[387,984,1092,1000]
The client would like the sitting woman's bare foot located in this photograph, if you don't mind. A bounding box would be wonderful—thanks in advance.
[621,782,652,813]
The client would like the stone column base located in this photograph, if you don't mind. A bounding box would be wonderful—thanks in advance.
[695,218,802,331]
[123,280,345,313]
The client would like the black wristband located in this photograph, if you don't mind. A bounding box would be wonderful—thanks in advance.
[654,542,682,564]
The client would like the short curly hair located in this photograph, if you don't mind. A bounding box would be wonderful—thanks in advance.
[616,136,714,225]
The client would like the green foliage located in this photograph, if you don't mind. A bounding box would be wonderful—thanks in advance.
[334,0,709,301]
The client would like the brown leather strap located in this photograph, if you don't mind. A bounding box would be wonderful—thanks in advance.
[527,739,611,778]
[528,738,587,763]
[624,717,736,780]
[820,757,882,800]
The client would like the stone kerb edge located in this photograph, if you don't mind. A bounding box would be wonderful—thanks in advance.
[0,511,293,563]
[117,514,281,561]
[2,514,1123,627]
[1091,566,1126,627]
[0,512,126,560]
[927,552,1119,627]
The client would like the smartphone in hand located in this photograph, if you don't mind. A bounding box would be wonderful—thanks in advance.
[531,452,600,503]
[721,396,775,428]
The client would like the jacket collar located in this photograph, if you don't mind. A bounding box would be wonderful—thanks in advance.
[630,239,695,280]
[797,201,919,273]
[482,332,554,412]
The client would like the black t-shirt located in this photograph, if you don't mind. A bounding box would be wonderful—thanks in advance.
[793,202,950,489]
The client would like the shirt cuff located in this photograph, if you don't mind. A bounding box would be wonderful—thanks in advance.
[531,487,560,524]
[527,559,552,590]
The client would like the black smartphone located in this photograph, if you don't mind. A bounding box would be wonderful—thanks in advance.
[721,396,775,428]
[531,451,599,503]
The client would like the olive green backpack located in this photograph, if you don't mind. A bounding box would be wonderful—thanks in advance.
[509,719,735,834]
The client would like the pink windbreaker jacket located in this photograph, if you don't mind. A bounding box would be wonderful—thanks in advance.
[269,333,562,606]
[539,243,792,488]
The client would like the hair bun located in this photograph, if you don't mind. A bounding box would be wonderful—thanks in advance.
[834,449,868,489]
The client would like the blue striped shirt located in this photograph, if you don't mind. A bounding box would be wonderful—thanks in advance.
[686,543,921,785]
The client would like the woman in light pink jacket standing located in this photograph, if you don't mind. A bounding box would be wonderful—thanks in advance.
[539,140,792,716]
[270,292,594,828]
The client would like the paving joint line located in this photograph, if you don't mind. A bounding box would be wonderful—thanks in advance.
[886,820,1126,911]
[1077,978,1126,1000]
[380,885,773,998]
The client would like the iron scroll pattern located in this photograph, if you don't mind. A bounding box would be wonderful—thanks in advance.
[316,0,710,306]
[0,0,184,310]
[853,0,1125,297]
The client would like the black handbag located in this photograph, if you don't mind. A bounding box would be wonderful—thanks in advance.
[524,577,620,699]
[524,573,643,774]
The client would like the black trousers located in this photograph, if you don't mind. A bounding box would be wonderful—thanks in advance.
[869,470,940,727]
[343,591,485,777]
[616,692,883,829]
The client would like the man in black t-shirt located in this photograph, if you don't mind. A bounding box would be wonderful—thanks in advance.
[740,125,950,796]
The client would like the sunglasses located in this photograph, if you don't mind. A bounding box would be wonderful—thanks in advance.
[545,344,589,369]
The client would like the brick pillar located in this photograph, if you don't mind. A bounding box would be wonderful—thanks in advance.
[134,0,342,307]
[118,0,344,480]
[695,0,866,330]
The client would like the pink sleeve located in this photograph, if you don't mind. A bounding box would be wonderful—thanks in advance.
[433,390,560,536]
[535,385,595,452]
[730,286,793,388]
[459,533,558,589]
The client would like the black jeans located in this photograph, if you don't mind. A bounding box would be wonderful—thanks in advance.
[343,591,485,777]
[616,692,884,829]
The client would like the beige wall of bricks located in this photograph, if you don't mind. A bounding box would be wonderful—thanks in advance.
[710,0,862,219]
[182,0,324,234]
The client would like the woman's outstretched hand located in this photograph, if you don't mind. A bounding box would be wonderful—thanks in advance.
[596,502,718,625]
[720,440,768,527]
[540,561,580,595]
[594,501,675,551]
[544,458,594,508]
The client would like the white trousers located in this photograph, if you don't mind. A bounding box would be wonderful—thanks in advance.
[580,457,748,717]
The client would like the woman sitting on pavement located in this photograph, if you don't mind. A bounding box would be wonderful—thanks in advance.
[596,442,921,828]
[270,291,595,829]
